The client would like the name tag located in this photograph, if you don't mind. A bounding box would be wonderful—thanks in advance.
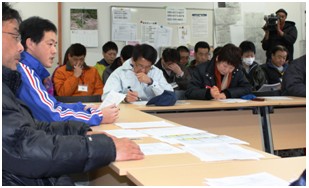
[170,82,178,89]
[78,84,88,92]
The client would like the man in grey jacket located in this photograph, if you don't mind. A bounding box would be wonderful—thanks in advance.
[2,3,143,185]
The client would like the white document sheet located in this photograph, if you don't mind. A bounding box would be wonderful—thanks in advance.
[218,99,248,103]
[154,132,217,145]
[138,126,206,137]
[176,135,249,146]
[181,143,265,162]
[205,172,289,186]
[115,121,176,129]
[102,129,149,139]
[99,90,126,109]
[138,143,185,155]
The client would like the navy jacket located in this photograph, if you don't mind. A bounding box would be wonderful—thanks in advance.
[282,55,306,97]
[185,60,252,100]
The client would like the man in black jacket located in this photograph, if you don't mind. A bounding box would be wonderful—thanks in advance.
[281,55,306,97]
[2,3,143,186]
[185,43,252,100]
[262,8,297,62]
[155,48,191,99]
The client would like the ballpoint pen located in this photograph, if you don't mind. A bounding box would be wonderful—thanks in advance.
[127,86,142,101]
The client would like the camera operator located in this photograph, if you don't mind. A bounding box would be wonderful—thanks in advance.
[261,8,297,63]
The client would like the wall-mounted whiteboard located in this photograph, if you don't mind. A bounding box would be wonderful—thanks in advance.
[110,6,214,51]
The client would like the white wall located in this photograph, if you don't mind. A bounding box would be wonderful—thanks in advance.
[13,2,58,72]
[13,2,306,73]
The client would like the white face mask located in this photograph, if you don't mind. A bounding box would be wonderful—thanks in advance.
[242,57,255,66]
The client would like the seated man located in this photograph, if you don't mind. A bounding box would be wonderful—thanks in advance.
[17,16,118,125]
[187,41,210,75]
[281,55,306,97]
[2,3,143,185]
[155,48,191,99]
[103,44,134,84]
[95,41,118,79]
[185,43,252,100]
[53,43,103,96]
[176,45,190,67]
[261,45,288,84]
[239,41,267,91]
[102,44,173,102]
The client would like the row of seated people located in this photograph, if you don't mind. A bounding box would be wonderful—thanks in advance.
[51,41,306,103]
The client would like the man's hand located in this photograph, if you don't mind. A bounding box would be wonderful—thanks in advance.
[210,86,220,99]
[101,104,119,124]
[168,63,183,76]
[125,90,139,102]
[111,137,144,161]
[276,22,284,36]
[84,104,100,111]
[85,132,144,161]
[215,93,227,100]
[74,65,83,78]
[136,72,152,84]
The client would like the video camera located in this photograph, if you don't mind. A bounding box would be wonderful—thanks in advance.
[263,13,279,31]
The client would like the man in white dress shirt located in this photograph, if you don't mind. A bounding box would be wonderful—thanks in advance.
[102,44,173,102]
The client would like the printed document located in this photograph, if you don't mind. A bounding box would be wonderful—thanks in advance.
[115,121,176,129]
[99,90,126,109]
[138,143,185,155]
[181,143,264,162]
[205,172,288,186]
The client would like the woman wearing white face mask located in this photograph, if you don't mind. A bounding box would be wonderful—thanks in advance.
[239,41,267,91]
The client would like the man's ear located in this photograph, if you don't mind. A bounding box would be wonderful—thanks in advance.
[25,38,35,52]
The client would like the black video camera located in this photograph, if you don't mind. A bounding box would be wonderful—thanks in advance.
[263,13,279,31]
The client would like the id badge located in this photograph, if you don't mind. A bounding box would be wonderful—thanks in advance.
[170,82,178,89]
[78,84,88,92]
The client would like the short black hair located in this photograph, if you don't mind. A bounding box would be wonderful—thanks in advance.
[162,48,180,63]
[2,2,22,23]
[120,45,134,61]
[271,45,288,55]
[194,41,210,53]
[239,41,256,55]
[20,16,57,50]
[276,8,288,16]
[176,45,189,53]
[68,43,86,57]
[132,44,157,65]
[102,41,118,53]
[217,43,241,67]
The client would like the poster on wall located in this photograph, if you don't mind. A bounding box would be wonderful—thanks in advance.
[70,8,98,47]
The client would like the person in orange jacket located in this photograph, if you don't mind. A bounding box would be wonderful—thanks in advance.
[53,43,103,96]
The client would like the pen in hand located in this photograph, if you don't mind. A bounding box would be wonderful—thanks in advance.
[127,86,142,101]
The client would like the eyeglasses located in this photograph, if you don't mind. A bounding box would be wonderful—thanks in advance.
[135,62,152,71]
[3,31,21,42]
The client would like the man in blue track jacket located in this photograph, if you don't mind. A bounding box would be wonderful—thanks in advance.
[17,16,119,126]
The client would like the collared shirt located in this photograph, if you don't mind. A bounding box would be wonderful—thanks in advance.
[102,58,173,101]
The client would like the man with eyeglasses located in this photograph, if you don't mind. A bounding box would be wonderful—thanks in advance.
[102,44,173,102]
[261,45,289,85]
[262,8,297,63]
[2,2,143,186]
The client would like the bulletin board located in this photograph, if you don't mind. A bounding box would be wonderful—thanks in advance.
[110,6,214,50]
